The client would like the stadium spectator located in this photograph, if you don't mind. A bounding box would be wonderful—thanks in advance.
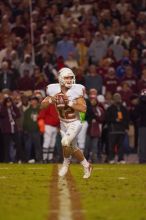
[109,36,125,62]
[85,64,103,93]
[19,54,33,77]
[137,67,146,92]
[75,66,86,85]
[130,49,141,77]
[31,66,48,90]
[121,65,138,93]
[76,38,88,66]
[10,50,21,70]
[0,96,21,162]
[85,88,105,163]
[88,31,107,65]
[23,96,42,163]
[64,52,79,69]
[104,93,129,164]
[102,47,117,66]
[38,104,60,163]
[17,69,34,90]
[0,42,13,67]
[42,56,59,84]
[119,82,133,110]
[60,7,73,30]
[0,61,15,91]
[40,25,53,45]
[103,67,119,95]
[0,92,4,161]
[35,43,50,70]
[12,91,28,162]
[56,33,77,61]
[131,89,146,163]
[70,0,83,21]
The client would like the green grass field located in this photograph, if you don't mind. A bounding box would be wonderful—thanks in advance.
[0,163,146,220]
[71,164,146,220]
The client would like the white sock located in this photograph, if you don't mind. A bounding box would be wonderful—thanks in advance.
[63,157,71,165]
[80,158,89,168]
[43,148,48,160]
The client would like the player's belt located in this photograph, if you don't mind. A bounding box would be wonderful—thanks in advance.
[60,118,78,123]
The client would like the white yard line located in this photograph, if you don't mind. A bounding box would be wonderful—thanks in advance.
[0,167,47,170]
[93,167,117,170]
[58,165,72,220]
[27,167,47,170]
[118,177,127,180]
[0,176,7,179]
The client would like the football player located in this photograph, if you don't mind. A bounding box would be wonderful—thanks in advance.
[41,67,92,178]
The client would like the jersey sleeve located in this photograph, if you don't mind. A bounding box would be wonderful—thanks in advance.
[46,84,61,96]
[68,84,85,101]
[76,84,85,97]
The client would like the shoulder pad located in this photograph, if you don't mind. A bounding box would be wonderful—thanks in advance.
[67,84,85,101]
[46,84,61,96]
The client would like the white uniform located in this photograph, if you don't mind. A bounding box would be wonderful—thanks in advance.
[46,83,85,148]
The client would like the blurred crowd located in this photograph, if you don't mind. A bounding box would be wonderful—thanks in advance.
[0,0,146,163]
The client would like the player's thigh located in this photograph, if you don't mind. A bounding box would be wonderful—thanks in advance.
[66,120,82,140]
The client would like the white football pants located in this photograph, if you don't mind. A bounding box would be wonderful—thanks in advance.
[43,125,58,160]
[60,120,82,149]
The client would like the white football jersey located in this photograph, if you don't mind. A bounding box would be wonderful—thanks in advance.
[46,83,85,122]
[46,83,85,101]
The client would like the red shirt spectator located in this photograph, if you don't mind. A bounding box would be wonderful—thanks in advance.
[38,104,60,127]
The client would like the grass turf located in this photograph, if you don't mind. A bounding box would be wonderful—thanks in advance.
[71,164,146,220]
[0,164,146,220]
[0,164,52,220]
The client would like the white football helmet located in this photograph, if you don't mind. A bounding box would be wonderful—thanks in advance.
[58,67,75,88]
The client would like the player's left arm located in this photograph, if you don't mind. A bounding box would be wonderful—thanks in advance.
[68,96,86,113]
[40,96,55,109]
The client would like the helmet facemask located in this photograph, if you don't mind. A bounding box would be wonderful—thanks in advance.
[58,68,75,88]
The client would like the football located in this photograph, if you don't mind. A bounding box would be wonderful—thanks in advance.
[54,92,68,108]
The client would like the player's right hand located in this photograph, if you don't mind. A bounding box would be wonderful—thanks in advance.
[54,93,68,108]
[42,96,53,104]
